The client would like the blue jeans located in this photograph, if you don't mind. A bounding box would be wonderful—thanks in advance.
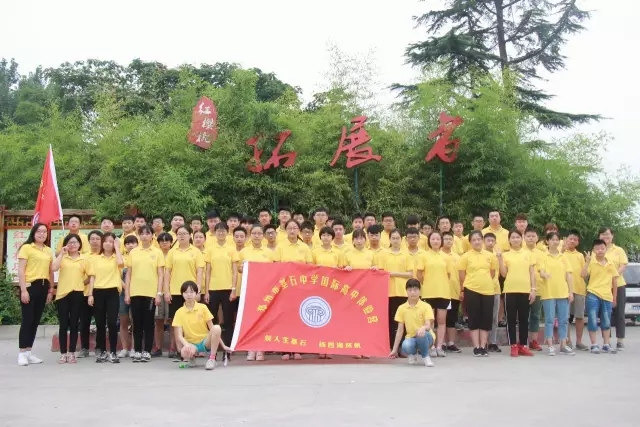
[586,293,613,332]
[542,298,569,341]
[401,333,434,357]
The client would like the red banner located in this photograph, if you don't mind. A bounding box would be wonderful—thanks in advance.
[231,262,390,357]
[187,97,218,149]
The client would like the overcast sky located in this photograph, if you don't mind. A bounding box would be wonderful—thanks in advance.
[4,0,638,175]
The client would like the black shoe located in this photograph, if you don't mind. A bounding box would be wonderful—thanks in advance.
[108,352,120,364]
[95,351,107,363]
[150,349,163,357]
[473,347,482,357]
[481,347,489,357]
[487,344,501,353]
[498,320,507,327]
[446,344,461,353]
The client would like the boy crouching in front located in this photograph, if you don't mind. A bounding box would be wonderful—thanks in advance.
[389,279,435,367]
[173,280,231,370]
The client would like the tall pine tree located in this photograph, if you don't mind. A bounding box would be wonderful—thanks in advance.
[403,0,599,128]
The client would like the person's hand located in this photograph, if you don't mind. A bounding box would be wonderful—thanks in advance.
[541,272,551,280]
[568,292,574,303]
[613,298,617,308]
[529,290,536,304]
[164,293,172,303]
[46,291,53,304]
[229,290,237,301]
[222,344,233,352]
[21,289,30,304]
[459,290,464,302]
[181,344,196,359]
[416,327,426,338]
[155,295,162,306]
[87,296,94,306]
[584,251,591,264]
[388,349,398,359]
[124,294,131,305]
[61,246,69,254]
[203,293,210,304]
[344,266,352,272]
[495,248,502,258]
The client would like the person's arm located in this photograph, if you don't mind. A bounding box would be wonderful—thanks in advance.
[497,252,507,278]
[47,263,54,303]
[230,261,238,301]
[612,276,618,307]
[124,267,132,304]
[205,264,212,294]
[389,323,405,358]
[566,272,574,302]
[87,275,95,306]
[528,265,536,299]
[458,271,466,300]
[196,267,203,293]
[114,243,124,267]
[174,326,191,349]
[51,250,65,272]
[155,267,164,305]
[163,268,172,301]
[390,271,413,278]
[18,259,29,303]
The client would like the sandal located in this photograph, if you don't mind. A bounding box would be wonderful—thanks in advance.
[68,354,77,364]
[57,354,68,364]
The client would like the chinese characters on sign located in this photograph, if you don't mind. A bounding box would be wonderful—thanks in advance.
[187,97,218,149]
[6,229,30,280]
[330,116,382,168]
[425,112,464,163]
[246,131,297,173]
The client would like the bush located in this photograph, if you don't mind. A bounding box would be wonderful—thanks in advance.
[0,268,57,325]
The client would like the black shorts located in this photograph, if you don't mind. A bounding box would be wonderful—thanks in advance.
[168,295,185,319]
[446,299,461,328]
[425,297,450,311]
[464,289,494,331]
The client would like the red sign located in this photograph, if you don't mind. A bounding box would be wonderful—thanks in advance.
[330,116,382,168]
[246,130,297,173]
[425,112,463,163]
[231,262,390,356]
[33,145,63,226]
[187,97,218,149]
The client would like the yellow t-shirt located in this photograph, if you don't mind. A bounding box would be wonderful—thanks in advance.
[563,250,586,296]
[405,248,426,279]
[380,231,391,249]
[56,231,91,255]
[394,300,436,340]
[17,243,53,283]
[208,242,239,291]
[458,249,498,296]
[165,245,206,295]
[502,249,535,294]
[605,244,628,287]
[238,246,275,295]
[342,248,376,269]
[125,246,165,298]
[525,247,544,296]
[57,254,94,300]
[401,235,428,252]
[172,303,214,344]
[275,227,288,245]
[312,246,342,268]
[453,235,464,255]
[119,231,138,254]
[540,252,572,300]
[274,241,313,263]
[442,251,461,300]
[586,259,619,302]
[462,234,472,253]
[377,250,414,297]
[422,250,453,299]
[91,253,122,291]
[482,226,510,252]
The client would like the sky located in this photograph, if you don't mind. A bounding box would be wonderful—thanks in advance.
[3,0,638,175]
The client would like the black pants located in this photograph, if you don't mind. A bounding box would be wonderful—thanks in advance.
[130,296,154,353]
[388,297,405,350]
[19,279,49,349]
[612,286,626,339]
[94,288,120,352]
[465,289,494,331]
[56,291,84,353]
[208,290,235,346]
[79,295,93,350]
[446,299,460,328]
[505,293,530,345]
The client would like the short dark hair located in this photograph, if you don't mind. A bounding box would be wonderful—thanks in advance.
[353,229,367,240]
[332,218,345,228]
[63,233,82,251]
[152,215,164,223]
[468,230,483,241]
[264,224,277,233]
[363,212,376,220]
[524,226,538,235]
[227,212,241,221]
[180,280,199,294]
[381,211,394,221]
[567,229,581,239]
[319,226,335,239]
[134,214,147,221]
[206,211,220,220]
[406,278,421,290]
[258,208,271,216]
[241,216,255,224]
[100,216,114,224]
[190,215,203,223]
[405,227,419,236]
[122,215,134,222]
[124,234,139,245]
[233,228,247,237]
[314,207,328,215]
[68,214,81,223]
[300,221,314,232]
[483,232,496,240]
[278,206,292,214]
[367,224,382,234]
[592,239,606,248]
[157,232,173,243]
[352,213,364,221]
[88,230,103,241]
[515,213,528,221]
[406,215,420,226]
[172,213,186,221]
[214,222,229,231]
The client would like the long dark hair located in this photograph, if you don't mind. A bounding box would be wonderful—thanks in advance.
[20,223,49,249]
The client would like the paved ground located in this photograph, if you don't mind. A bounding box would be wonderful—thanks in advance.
[2,327,639,427]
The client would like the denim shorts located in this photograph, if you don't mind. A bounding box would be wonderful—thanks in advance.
[118,292,130,316]
[586,292,612,332]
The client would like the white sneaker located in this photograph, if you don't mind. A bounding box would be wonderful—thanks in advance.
[17,352,29,366]
[547,346,556,356]
[423,356,435,367]
[407,354,417,365]
[436,348,447,357]
[205,359,216,370]
[117,349,130,358]
[246,351,256,361]
[429,347,437,357]
[26,352,42,364]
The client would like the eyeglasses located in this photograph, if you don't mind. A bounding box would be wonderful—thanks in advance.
[177,232,190,237]
[251,232,263,236]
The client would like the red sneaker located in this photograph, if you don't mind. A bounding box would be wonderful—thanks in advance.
[518,344,534,356]
[510,344,519,357]
[529,340,542,351]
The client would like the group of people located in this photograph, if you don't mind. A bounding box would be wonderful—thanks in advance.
[15,207,628,369]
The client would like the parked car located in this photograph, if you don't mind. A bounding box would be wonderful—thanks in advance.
[622,262,640,322]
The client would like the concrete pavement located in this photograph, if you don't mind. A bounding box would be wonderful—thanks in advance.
[1,327,639,427]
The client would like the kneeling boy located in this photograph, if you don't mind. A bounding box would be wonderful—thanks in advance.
[172,280,231,370]
[389,279,435,367]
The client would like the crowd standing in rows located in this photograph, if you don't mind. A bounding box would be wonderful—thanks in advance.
[16,208,628,368]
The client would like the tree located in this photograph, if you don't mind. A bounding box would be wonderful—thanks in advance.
[403,0,600,128]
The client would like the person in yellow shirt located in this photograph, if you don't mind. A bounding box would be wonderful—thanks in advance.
[100,216,115,234]
[17,223,54,366]
[537,223,565,253]
[169,213,186,241]
[496,230,536,357]
[437,216,463,255]
[441,232,462,353]
[514,213,528,235]
[232,227,247,252]
[463,214,485,253]
[264,224,278,250]
[312,207,329,246]
[420,221,433,242]
[193,230,207,254]
[151,215,165,242]
[563,230,587,350]
[300,221,315,249]
[87,232,124,363]
[190,215,203,235]
[524,227,544,351]
[581,239,619,354]
[205,211,220,244]
[379,212,395,248]
[452,220,465,251]
[388,279,435,367]
[342,229,378,270]
[344,213,364,246]
[240,216,253,234]
[482,210,510,252]
[225,213,241,247]
[377,229,414,354]
[87,230,103,255]
[125,225,164,362]
[402,215,427,251]
[275,206,292,244]
[173,281,231,370]
[151,232,173,357]
[404,227,426,283]
[238,224,275,362]
[458,230,498,356]
[483,233,503,353]
[55,215,90,256]
[331,219,349,252]
[204,222,239,363]
[52,233,95,364]
[367,224,386,254]
[598,226,628,351]
[293,211,305,225]
[118,235,139,359]
[539,232,574,356]
[422,231,455,356]
[313,226,342,268]
[258,208,272,228]
[119,215,137,253]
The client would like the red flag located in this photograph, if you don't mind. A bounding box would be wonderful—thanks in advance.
[32,145,63,226]
[231,262,390,357]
